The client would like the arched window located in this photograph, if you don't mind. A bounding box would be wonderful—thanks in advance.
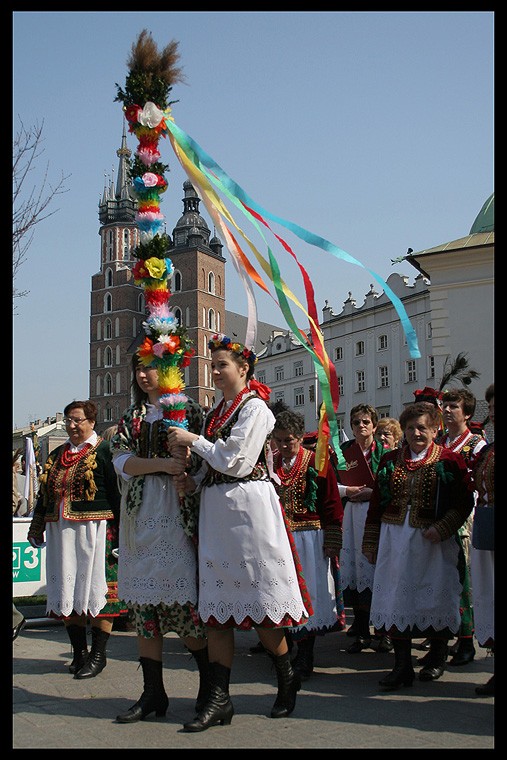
[208,271,215,294]
[104,347,113,367]
[96,321,101,340]
[173,271,182,291]
[105,268,113,287]
[104,292,112,312]
[96,348,101,367]
[115,317,120,337]
[116,372,121,393]
[104,373,113,396]
[104,319,112,340]
[173,307,182,326]
[132,317,137,337]
[116,345,121,364]
[96,375,101,396]
[138,293,144,312]
[207,309,216,331]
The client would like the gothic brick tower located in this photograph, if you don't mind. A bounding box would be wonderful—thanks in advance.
[89,124,142,433]
[167,179,226,411]
[89,133,226,432]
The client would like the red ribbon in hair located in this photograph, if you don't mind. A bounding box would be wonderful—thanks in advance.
[248,378,272,401]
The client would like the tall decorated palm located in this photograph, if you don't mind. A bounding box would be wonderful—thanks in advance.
[115,30,193,429]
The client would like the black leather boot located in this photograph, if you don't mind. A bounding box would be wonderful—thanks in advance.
[116,657,169,723]
[188,646,211,713]
[65,624,88,675]
[270,651,301,718]
[419,638,448,681]
[379,639,415,691]
[347,609,372,653]
[74,627,109,679]
[183,662,234,732]
[449,637,475,666]
[376,635,394,653]
[291,635,315,680]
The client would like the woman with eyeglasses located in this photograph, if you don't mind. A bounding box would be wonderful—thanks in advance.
[334,404,393,654]
[27,400,126,680]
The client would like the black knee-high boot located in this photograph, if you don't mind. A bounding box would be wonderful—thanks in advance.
[188,646,211,713]
[419,638,448,681]
[183,662,234,732]
[449,636,475,666]
[271,651,301,718]
[74,627,109,679]
[66,624,88,674]
[116,657,169,723]
[379,638,415,690]
[347,609,372,653]
[291,635,315,680]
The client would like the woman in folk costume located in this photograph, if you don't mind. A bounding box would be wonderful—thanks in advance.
[362,402,475,691]
[167,334,312,732]
[470,383,495,696]
[271,409,345,681]
[27,400,126,680]
[434,387,487,667]
[335,403,392,654]
[110,354,209,724]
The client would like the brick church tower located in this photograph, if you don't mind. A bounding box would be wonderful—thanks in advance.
[89,130,226,433]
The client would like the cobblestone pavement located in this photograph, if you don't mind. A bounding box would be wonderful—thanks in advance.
[13,614,495,750]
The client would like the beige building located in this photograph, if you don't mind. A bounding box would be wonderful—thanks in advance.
[255,194,494,438]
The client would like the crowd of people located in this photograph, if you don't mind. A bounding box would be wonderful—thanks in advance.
[15,336,494,731]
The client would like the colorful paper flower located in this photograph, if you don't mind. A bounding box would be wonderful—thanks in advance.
[138,101,165,129]
[144,257,167,280]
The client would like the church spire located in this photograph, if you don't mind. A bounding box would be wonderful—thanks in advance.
[115,120,132,200]
[98,122,136,225]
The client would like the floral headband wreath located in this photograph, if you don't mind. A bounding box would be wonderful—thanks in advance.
[208,334,273,401]
[208,333,257,367]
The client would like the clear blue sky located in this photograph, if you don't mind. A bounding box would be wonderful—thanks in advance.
[12,11,494,428]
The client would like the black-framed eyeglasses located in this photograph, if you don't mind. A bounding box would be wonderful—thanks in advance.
[351,419,373,426]
[63,417,87,425]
